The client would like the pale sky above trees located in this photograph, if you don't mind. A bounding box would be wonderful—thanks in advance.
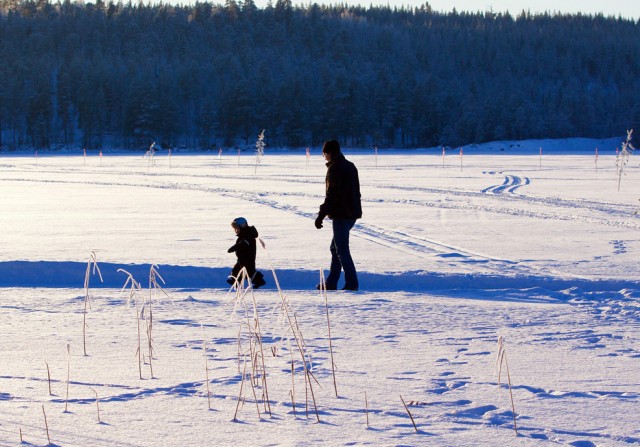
[243,0,639,19]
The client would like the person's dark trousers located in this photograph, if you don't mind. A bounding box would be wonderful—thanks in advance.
[326,218,358,290]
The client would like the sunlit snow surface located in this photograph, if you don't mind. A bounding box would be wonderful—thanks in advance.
[1,142,639,446]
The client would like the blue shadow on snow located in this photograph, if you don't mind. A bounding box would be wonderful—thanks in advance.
[0,261,638,294]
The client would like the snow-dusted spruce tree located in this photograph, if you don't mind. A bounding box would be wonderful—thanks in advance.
[255,129,265,175]
[616,130,635,191]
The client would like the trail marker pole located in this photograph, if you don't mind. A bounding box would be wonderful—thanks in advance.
[539,147,542,170]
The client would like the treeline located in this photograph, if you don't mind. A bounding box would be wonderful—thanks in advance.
[0,0,639,151]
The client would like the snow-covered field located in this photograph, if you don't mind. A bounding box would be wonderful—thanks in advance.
[1,139,639,446]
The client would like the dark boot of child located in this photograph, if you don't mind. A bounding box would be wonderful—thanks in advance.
[252,271,266,289]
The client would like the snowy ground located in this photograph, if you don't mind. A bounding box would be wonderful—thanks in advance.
[1,139,639,446]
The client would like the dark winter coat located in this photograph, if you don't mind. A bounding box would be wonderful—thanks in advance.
[319,153,362,220]
[228,225,259,277]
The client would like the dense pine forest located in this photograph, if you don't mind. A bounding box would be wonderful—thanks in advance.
[0,0,638,151]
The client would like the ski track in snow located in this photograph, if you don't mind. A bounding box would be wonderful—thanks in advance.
[5,165,638,225]
[371,182,638,230]
[3,169,639,281]
[481,172,531,194]
[4,165,638,225]
[3,167,639,228]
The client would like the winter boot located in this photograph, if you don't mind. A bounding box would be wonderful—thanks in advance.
[252,271,266,289]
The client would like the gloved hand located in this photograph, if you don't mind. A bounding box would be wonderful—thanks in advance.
[227,245,236,253]
[314,215,324,229]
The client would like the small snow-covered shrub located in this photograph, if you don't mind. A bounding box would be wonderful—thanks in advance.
[616,129,635,191]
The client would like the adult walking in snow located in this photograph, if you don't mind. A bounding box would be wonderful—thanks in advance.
[315,140,362,291]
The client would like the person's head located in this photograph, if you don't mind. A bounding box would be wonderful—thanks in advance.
[322,140,341,162]
[231,217,248,234]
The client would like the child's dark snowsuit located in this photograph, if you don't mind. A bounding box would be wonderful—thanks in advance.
[227,224,266,288]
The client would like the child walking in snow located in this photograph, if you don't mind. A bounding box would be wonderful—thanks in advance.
[227,217,266,289]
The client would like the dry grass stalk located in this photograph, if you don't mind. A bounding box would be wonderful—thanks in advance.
[19,427,23,443]
[148,264,172,306]
[135,299,144,379]
[320,270,338,397]
[247,358,262,419]
[293,314,319,387]
[225,268,251,314]
[90,387,101,423]
[146,142,156,171]
[65,344,71,413]
[83,251,103,356]
[250,328,271,414]
[145,264,171,379]
[233,356,249,422]
[305,377,309,418]
[259,238,283,294]
[496,336,518,435]
[270,243,322,420]
[231,274,272,415]
[118,269,145,379]
[236,325,243,374]
[42,405,51,445]
[202,325,212,410]
[45,362,52,396]
[235,238,321,422]
[400,394,418,432]
[292,313,320,422]
[146,304,155,379]
[304,368,320,422]
[227,268,272,419]
[365,391,370,428]
[289,345,297,418]
[249,296,271,416]
[290,389,297,418]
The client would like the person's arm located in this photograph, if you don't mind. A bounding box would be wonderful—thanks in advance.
[228,238,250,253]
[318,165,343,219]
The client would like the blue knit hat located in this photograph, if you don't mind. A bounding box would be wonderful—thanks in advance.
[231,217,248,228]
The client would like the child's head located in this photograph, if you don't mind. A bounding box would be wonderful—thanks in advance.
[231,217,248,234]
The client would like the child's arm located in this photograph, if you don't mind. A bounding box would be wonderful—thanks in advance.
[228,238,250,253]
